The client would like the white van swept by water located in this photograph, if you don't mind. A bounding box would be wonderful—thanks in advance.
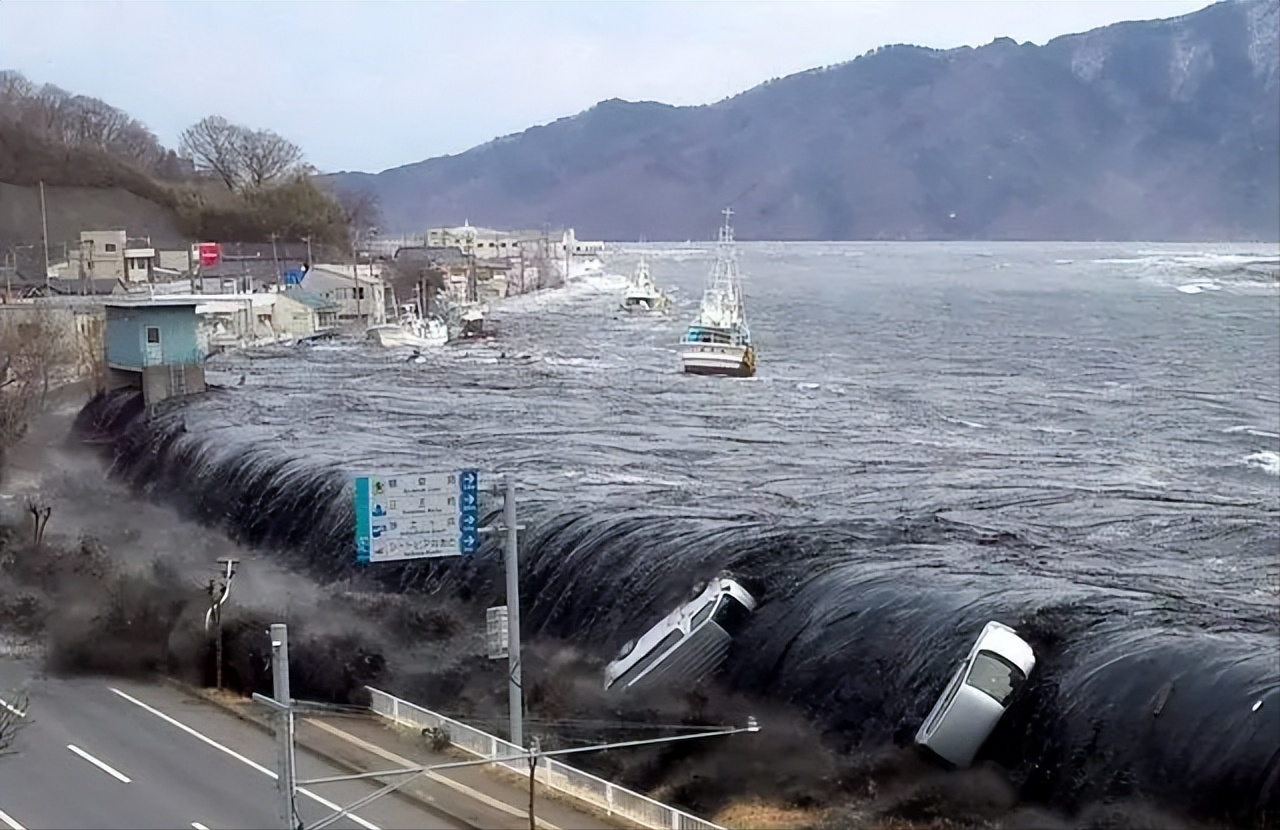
[915,620,1036,769]
[604,576,758,693]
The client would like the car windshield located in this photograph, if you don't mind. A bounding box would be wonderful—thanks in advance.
[711,595,753,636]
[965,651,1026,706]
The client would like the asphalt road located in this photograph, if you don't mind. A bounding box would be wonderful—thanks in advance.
[0,660,467,830]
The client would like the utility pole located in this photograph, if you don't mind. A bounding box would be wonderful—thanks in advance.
[502,474,524,750]
[39,180,51,291]
[303,235,313,268]
[527,738,539,830]
[205,557,238,690]
[270,233,281,285]
[270,624,298,830]
[354,249,362,322]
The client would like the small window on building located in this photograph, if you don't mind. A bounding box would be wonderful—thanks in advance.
[105,243,118,252]
[145,326,161,344]
[357,287,365,300]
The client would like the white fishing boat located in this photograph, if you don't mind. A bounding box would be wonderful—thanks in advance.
[457,303,488,339]
[367,303,448,349]
[621,255,670,313]
[680,208,756,378]
[438,296,490,340]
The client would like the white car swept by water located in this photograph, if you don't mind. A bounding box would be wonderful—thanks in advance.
[604,576,757,693]
[914,620,1036,768]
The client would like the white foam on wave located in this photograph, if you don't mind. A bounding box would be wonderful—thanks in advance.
[1096,250,1279,295]
[497,269,629,314]
[1031,425,1077,435]
[1115,251,1280,268]
[944,416,988,429]
[1224,425,1280,439]
[1244,451,1280,476]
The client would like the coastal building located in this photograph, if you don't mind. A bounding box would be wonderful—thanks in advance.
[156,249,193,275]
[78,230,160,284]
[104,297,206,405]
[79,230,127,282]
[299,265,386,325]
[424,223,605,262]
[282,287,341,334]
[196,291,332,352]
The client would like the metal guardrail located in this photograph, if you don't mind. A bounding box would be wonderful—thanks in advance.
[365,686,725,830]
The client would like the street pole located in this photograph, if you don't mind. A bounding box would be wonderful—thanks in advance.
[527,738,539,830]
[270,624,298,830]
[213,585,223,690]
[39,180,50,290]
[503,474,524,750]
[205,557,237,691]
[270,233,281,285]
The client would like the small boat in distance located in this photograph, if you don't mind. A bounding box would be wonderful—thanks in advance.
[680,208,755,377]
[367,302,448,349]
[621,255,670,313]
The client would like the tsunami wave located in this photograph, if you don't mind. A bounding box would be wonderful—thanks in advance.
[73,388,1279,827]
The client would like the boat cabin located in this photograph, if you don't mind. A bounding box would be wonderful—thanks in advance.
[684,325,748,346]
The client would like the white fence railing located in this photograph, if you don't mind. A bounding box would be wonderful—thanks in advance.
[366,686,725,830]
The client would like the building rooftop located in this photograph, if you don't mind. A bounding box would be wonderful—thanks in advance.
[199,259,286,280]
[283,287,340,311]
[48,277,123,296]
[104,296,203,308]
[306,264,384,285]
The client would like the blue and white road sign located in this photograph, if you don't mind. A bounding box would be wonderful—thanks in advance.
[354,469,481,563]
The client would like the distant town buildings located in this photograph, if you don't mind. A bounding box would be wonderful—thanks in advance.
[422,223,604,261]
[3,217,603,403]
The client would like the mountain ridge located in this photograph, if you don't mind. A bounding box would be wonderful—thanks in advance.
[326,0,1279,241]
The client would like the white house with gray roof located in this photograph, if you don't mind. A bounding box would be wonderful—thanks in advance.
[298,265,386,325]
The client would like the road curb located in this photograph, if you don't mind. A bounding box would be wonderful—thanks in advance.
[159,678,490,829]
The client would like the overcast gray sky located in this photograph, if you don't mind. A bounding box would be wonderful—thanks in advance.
[1,0,1213,174]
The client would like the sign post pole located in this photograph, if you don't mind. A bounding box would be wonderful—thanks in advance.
[503,473,523,750]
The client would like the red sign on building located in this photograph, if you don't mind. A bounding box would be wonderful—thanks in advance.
[196,242,221,267]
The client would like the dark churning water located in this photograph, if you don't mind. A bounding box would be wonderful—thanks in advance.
[82,242,1280,825]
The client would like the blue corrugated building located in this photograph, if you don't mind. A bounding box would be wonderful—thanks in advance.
[105,298,206,405]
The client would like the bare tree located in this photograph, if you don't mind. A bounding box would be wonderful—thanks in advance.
[240,128,304,188]
[0,70,34,116]
[179,116,306,191]
[336,187,382,249]
[179,115,246,190]
[66,95,129,147]
[19,83,73,143]
[74,312,106,392]
[0,688,27,756]
[112,120,165,169]
[0,308,77,454]
[0,75,165,171]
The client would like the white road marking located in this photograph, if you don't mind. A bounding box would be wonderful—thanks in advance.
[191,823,210,830]
[0,697,25,718]
[67,744,132,783]
[110,688,381,830]
[0,808,27,830]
